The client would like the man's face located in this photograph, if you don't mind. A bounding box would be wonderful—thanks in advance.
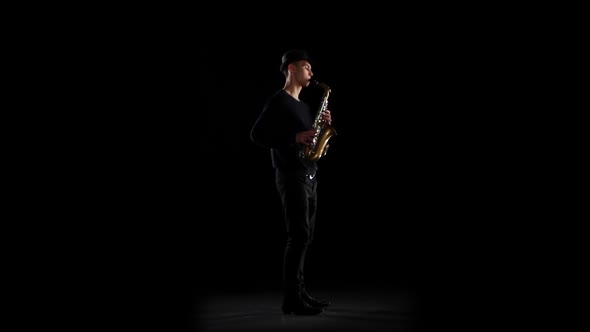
[292,60,313,86]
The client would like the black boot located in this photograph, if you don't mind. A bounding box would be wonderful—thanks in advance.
[281,287,323,315]
[301,288,331,308]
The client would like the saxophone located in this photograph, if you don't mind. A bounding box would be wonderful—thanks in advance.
[300,80,336,162]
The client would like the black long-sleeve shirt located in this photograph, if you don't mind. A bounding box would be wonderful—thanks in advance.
[250,89,317,173]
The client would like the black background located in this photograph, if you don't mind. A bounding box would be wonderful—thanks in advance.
[196,37,512,285]
[195,38,521,330]
[30,7,566,331]
[86,22,535,330]
[194,34,522,318]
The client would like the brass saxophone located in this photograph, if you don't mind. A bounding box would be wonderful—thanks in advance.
[300,80,336,162]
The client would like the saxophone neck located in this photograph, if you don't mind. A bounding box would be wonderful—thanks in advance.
[313,80,331,93]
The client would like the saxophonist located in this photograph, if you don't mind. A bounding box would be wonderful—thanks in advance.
[250,49,332,315]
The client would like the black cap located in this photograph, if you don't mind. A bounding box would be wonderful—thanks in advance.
[280,49,310,73]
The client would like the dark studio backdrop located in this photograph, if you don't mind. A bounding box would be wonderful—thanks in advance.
[80,28,532,331]
[197,36,521,313]
[52,12,552,331]
[89,19,533,327]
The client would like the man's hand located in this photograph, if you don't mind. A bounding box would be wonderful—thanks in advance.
[321,109,332,125]
[296,129,318,146]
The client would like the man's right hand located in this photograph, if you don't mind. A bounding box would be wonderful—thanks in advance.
[296,129,318,146]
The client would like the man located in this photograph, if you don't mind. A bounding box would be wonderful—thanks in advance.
[250,49,333,315]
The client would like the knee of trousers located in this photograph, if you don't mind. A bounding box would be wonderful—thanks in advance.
[286,236,311,249]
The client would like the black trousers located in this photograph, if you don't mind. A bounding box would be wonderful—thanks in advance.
[275,169,318,294]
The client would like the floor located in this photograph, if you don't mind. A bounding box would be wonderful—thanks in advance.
[192,287,422,332]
